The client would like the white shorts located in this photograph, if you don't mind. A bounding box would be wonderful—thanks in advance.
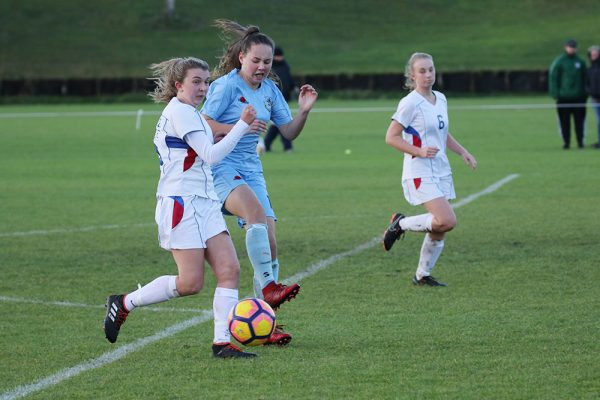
[155,195,228,251]
[402,175,456,206]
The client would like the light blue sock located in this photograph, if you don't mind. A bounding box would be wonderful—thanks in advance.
[254,258,279,298]
[272,258,279,282]
[253,277,263,299]
[246,223,273,290]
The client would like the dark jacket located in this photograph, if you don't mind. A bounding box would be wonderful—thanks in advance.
[549,53,587,100]
[273,59,294,101]
[587,59,600,98]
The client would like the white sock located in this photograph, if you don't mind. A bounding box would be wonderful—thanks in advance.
[123,275,179,311]
[213,287,238,344]
[415,235,445,279]
[400,213,433,232]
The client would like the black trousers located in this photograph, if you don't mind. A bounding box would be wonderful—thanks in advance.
[264,125,293,151]
[556,99,587,148]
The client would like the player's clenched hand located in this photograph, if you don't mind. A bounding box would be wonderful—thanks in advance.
[241,104,257,125]
[418,146,439,158]
[248,119,268,135]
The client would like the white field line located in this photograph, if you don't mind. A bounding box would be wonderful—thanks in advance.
[134,108,144,130]
[285,173,520,283]
[0,174,519,400]
[0,215,381,238]
[0,296,204,314]
[0,103,593,120]
[0,111,152,118]
[451,173,520,209]
[0,176,516,240]
[0,223,155,238]
[0,313,213,400]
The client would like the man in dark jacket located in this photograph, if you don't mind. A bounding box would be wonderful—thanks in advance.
[264,47,295,152]
[587,45,600,148]
[549,39,587,149]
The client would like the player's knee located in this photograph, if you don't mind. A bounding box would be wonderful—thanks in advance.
[216,261,240,286]
[226,261,241,279]
[439,215,457,232]
[245,206,266,224]
[433,214,456,233]
[177,277,203,296]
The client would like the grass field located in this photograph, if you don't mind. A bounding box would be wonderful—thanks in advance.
[2,0,600,78]
[1,96,599,399]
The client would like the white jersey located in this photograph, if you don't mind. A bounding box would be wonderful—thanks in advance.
[392,90,451,180]
[154,97,218,200]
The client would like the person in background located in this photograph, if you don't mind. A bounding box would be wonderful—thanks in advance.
[549,39,588,149]
[103,57,258,358]
[381,52,477,287]
[264,46,295,153]
[586,45,600,148]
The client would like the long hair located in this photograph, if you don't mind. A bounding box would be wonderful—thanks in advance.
[212,19,279,85]
[404,52,434,90]
[148,57,209,103]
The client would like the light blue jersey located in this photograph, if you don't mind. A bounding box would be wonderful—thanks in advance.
[201,69,293,172]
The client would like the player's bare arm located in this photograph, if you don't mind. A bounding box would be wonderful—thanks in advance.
[385,120,439,158]
[279,84,318,141]
[446,132,477,170]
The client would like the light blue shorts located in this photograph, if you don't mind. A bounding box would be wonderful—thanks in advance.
[212,164,276,227]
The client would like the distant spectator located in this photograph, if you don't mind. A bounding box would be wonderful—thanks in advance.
[264,46,295,153]
[587,45,600,148]
[549,39,588,149]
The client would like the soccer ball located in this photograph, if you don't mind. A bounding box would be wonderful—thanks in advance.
[228,298,276,346]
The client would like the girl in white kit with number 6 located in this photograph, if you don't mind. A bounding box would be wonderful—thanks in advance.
[382,52,477,287]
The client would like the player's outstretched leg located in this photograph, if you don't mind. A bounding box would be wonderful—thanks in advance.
[104,275,180,343]
[256,260,293,346]
[262,281,300,310]
[382,212,406,251]
[212,342,257,358]
[104,294,129,343]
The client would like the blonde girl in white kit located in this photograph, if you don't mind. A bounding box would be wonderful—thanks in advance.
[103,57,259,358]
[382,52,477,286]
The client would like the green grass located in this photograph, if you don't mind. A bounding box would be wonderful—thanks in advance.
[1,96,600,399]
[1,0,599,78]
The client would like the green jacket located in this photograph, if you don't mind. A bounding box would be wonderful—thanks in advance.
[549,53,587,100]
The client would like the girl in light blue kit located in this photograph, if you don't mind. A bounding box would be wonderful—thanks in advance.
[201,20,318,346]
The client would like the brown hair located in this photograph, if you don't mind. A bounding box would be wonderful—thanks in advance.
[148,57,209,103]
[212,19,279,85]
